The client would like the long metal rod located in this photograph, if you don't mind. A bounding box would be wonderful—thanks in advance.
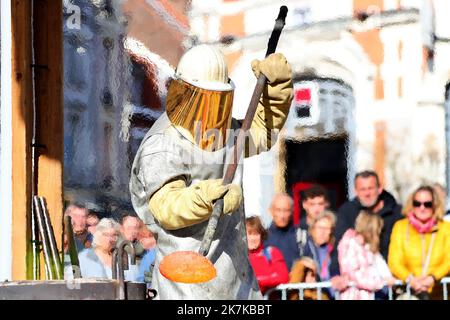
[64,215,80,277]
[199,6,288,257]
[30,199,41,280]
[111,248,118,280]
[30,0,41,280]
[40,197,63,279]
[116,241,136,300]
[33,196,54,279]
[445,84,450,206]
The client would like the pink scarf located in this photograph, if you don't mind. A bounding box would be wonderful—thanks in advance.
[407,212,436,233]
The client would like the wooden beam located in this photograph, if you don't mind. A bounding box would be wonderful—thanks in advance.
[33,0,64,276]
[11,0,33,280]
[10,0,63,280]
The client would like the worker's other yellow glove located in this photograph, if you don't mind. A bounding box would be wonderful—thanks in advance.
[149,179,242,230]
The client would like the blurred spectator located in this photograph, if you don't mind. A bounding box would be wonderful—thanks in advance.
[77,218,139,281]
[120,213,141,242]
[331,170,402,275]
[64,203,93,251]
[139,224,156,249]
[86,212,100,235]
[136,224,157,284]
[293,210,336,298]
[117,213,145,258]
[337,211,395,300]
[388,185,450,299]
[300,184,330,230]
[246,216,289,297]
[265,193,301,271]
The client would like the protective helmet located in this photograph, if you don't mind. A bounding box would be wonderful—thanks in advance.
[166,45,235,151]
[175,44,234,91]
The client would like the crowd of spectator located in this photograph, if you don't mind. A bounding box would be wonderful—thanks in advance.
[247,170,450,300]
[63,205,156,286]
[63,169,450,300]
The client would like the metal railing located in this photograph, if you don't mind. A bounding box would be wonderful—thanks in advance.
[442,277,450,300]
[264,277,450,300]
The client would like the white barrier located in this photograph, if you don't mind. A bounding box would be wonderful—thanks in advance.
[442,277,450,300]
[264,277,450,300]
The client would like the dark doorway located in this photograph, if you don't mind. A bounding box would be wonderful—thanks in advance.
[285,136,348,226]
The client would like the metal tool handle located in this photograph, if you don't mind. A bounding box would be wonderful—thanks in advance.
[33,196,53,279]
[40,197,63,279]
[64,214,80,276]
[199,6,288,257]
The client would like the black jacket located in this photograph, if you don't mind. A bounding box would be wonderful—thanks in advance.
[330,190,403,275]
[265,222,301,271]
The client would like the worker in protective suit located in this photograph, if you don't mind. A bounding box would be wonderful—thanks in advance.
[129,44,293,299]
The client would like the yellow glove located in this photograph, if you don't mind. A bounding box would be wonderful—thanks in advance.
[149,179,242,230]
[193,178,228,203]
[196,179,242,214]
[251,53,293,107]
[246,53,293,156]
[222,183,243,214]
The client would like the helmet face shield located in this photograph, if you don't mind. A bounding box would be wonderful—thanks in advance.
[166,78,234,151]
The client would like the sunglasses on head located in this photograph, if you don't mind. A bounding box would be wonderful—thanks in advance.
[412,200,433,208]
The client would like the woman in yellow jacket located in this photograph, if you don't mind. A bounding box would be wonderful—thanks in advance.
[388,185,450,299]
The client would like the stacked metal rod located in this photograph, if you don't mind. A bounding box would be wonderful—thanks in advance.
[32,196,63,280]
[30,197,41,279]
[64,214,80,278]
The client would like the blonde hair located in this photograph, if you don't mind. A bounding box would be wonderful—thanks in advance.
[92,218,120,247]
[403,185,444,220]
[309,210,336,229]
[354,210,383,253]
[309,210,337,244]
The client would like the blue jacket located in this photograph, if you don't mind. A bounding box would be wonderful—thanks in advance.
[137,248,156,283]
[301,237,336,299]
[75,248,140,281]
[264,222,300,271]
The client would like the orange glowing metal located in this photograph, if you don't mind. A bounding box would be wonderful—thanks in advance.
[159,251,217,283]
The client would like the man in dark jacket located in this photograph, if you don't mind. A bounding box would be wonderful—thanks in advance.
[265,193,301,271]
[330,170,403,277]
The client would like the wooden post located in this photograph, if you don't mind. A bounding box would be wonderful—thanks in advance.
[11,0,33,280]
[11,0,63,280]
[33,0,64,278]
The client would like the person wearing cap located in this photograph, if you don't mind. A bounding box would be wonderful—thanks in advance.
[129,44,293,299]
